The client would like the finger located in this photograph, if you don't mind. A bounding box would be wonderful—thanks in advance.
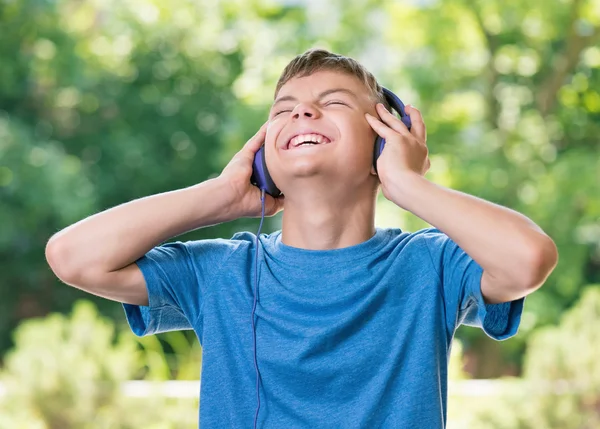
[376,103,411,136]
[365,112,398,141]
[405,105,427,143]
[243,121,269,153]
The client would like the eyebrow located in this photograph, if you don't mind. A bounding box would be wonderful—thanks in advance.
[272,88,359,107]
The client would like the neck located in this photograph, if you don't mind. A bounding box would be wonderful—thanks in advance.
[280,184,377,250]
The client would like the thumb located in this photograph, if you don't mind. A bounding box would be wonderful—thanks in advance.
[243,121,269,154]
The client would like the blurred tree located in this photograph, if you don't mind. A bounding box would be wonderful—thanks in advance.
[0,0,397,356]
[0,0,598,380]
[0,0,254,353]
[373,0,600,376]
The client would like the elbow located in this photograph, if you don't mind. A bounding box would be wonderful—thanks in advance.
[45,237,80,284]
[522,236,559,291]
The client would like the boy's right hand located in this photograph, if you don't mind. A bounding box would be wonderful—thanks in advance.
[218,121,285,218]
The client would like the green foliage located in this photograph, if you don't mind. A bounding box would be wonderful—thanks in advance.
[135,329,202,381]
[375,0,600,375]
[521,284,600,428]
[448,339,468,381]
[0,300,198,428]
[0,0,249,352]
[0,0,598,378]
[466,285,600,428]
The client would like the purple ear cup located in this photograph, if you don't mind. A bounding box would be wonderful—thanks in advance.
[251,146,282,197]
[373,87,412,174]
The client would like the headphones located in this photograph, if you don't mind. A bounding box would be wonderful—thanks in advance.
[250,87,412,197]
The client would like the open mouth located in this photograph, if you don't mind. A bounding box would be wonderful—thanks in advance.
[286,133,332,149]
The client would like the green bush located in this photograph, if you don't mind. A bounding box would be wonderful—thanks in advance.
[0,300,199,429]
[468,285,600,429]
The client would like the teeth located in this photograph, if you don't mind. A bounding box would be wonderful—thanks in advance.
[289,133,331,148]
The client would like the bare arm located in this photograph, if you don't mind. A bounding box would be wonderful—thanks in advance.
[367,104,557,305]
[45,178,240,306]
[45,121,284,306]
[388,174,558,304]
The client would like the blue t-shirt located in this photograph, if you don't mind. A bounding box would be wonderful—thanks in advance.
[123,227,524,428]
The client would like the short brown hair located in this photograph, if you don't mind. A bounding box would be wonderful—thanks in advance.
[274,48,389,109]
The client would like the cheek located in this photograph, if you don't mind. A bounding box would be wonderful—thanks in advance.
[266,118,279,135]
[342,113,375,140]
[341,121,377,169]
[265,121,282,147]
[345,119,377,151]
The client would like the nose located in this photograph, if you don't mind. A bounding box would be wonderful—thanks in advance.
[291,103,321,119]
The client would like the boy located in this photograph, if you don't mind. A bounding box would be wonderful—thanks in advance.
[45,48,558,428]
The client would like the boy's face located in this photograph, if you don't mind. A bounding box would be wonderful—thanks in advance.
[264,70,380,196]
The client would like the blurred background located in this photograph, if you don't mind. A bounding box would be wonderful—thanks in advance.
[0,0,599,427]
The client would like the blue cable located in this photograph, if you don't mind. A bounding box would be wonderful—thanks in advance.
[252,189,266,429]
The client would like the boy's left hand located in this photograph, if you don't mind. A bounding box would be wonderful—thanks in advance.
[365,103,430,201]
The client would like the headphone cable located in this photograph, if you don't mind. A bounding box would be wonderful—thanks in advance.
[252,189,266,429]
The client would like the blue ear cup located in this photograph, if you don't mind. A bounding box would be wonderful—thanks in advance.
[251,145,282,197]
[373,87,412,174]
[250,87,411,195]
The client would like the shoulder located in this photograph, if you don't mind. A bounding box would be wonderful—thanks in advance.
[158,233,259,264]
[171,230,281,257]
[379,227,459,275]
[383,226,449,252]
[405,227,446,241]
[193,229,278,255]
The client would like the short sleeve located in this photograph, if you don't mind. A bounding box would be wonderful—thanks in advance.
[422,229,525,341]
[122,239,235,337]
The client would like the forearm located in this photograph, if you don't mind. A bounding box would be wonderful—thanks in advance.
[389,173,556,285]
[46,177,238,276]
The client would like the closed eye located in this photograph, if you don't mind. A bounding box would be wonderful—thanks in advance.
[326,101,348,107]
[273,101,348,116]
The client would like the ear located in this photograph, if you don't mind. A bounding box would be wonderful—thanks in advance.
[370,164,378,176]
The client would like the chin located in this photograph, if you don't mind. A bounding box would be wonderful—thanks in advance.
[280,156,328,176]
[292,164,325,177]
